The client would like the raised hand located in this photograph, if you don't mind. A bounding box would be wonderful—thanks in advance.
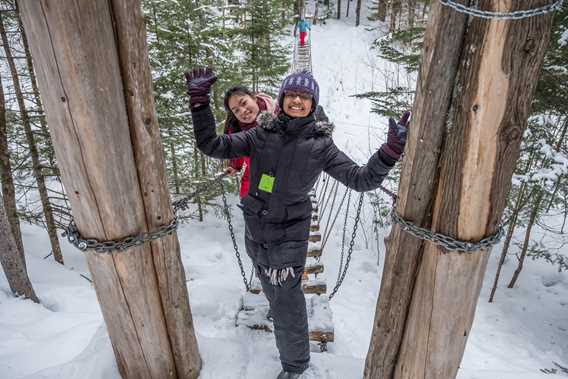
[380,111,411,161]
[184,67,218,109]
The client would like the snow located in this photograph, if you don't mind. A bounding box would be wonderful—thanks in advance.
[1,3,567,379]
[559,30,568,48]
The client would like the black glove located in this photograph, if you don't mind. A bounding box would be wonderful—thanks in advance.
[184,67,218,109]
[380,111,410,161]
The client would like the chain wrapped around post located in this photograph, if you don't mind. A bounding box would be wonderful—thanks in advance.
[64,171,252,292]
[64,172,227,253]
[378,184,505,253]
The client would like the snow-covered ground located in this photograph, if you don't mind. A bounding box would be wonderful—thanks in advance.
[1,4,567,379]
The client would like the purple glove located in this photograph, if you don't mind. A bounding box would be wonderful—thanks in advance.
[380,111,411,161]
[184,67,218,109]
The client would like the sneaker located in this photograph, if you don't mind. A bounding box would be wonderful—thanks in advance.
[276,370,301,379]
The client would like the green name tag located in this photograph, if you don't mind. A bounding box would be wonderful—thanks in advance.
[259,174,275,193]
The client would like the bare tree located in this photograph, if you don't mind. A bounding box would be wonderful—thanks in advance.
[0,12,63,264]
[0,192,39,303]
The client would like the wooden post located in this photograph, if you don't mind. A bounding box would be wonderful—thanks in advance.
[18,1,201,378]
[364,1,554,378]
[0,192,39,303]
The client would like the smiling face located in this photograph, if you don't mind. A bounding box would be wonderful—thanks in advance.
[228,94,260,124]
[283,91,313,118]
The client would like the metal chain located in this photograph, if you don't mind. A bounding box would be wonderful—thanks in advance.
[329,192,364,300]
[65,172,227,254]
[439,0,564,20]
[377,184,505,253]
[219,179,251,292]
[64,218,178,253]
[172,172,227,213]
[391,210,505,253]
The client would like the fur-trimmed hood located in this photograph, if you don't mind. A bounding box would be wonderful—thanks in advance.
[255,110,335,137]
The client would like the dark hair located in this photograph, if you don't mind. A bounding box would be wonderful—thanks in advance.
[223,85,256,134]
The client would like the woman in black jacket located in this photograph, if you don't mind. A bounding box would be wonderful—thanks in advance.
[185,68,409,379]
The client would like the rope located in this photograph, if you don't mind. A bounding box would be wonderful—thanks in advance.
[439,0,563,20]
[320,179,339,232]
[319,179,339,221]
[321,185,350,251]
[337,189,352,284]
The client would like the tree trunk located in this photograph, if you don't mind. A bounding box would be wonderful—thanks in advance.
[545,118,568,212]
[0,13,64,265]
[507,189,543,288]
[408,0,416,28]
[19,12,57,171]
[422,0,429,20]
[0,69,24,258]
[364,1,470,376]
[193,142,204,222]
[345,0,350,18]
[19,1,202,378]
[488,182,529,302]
[355,0,363,26]
[337,0,342,19]
[507,114,568,289]
[365,1,554,378]
[0,192,39,303]
[378,0,388,21]
[389,0,400,32]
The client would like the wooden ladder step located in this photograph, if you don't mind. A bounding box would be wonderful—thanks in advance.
[249,278,263,294]
[307,241,322,257]
[302,279,327,295]
[305,262,324,275]
[309,231,321,242]
[237,293,334,344]
[308,295,334,342]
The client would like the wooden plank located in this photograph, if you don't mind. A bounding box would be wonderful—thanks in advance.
[308,231,321,242]
[305,263,324,275]
[249,278,263,294]
[308,295,334,342]
[302,281,327,295]
[310,222,320,232]
[309,330,335,343]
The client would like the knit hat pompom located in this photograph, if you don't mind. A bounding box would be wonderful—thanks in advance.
[277,70,320,111]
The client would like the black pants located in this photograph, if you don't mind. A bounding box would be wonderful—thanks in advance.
[257,264,310,374]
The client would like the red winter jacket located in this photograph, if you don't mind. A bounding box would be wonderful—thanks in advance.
[225,94,275,198]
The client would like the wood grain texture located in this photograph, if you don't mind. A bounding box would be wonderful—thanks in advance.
[108,1,201,377]
[388,1,553,378]
[364,1,469,377]
[18,0,202,377]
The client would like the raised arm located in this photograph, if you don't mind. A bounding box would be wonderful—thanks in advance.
[191,105,254,159]
[323,141,395,192]
[185,67,253,159]
[323,111,410,192]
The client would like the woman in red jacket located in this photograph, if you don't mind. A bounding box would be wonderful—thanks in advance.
[223,86,275,198]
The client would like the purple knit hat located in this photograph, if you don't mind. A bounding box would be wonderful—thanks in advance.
[277,70,320,110]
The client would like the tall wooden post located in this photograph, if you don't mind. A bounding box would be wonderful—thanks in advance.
[364,1,554,378]
[18,1,201,378]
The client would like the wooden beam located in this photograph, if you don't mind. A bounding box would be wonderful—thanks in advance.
[365,1,554,378]
[365,0,470,375]
[18,1,201,377]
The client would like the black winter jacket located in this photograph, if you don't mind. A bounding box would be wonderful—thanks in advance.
[191,105,395,269]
